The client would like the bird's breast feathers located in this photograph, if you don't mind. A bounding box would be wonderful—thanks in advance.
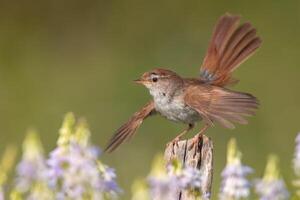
[151,90,200,124]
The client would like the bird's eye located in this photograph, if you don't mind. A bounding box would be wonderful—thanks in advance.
[152,77,158,82]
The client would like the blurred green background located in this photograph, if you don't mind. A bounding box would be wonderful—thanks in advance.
[0,0,299,199]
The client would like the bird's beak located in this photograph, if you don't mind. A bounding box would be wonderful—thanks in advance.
[133,78,145,85]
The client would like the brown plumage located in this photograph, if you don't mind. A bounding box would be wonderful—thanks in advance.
[105,101,155,153]
[105,13,261,153]
[184,85,258,129]
[200,14,262,86]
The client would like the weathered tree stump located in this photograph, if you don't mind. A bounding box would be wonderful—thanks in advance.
[164,135,213,200]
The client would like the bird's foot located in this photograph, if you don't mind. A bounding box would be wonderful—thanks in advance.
[166,136,182,155]
[188,133,203,157]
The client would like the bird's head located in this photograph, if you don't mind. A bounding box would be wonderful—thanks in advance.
[134,68,183,97]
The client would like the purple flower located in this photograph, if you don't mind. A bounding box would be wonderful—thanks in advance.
[46,114,120,199]
[148,155,203,200]
[220,163,253,199]
[47,141,120,199]
[98,165,121,194]
[16,158,48,192]
[255,179,289,200]
[255,155,289,200]
[148,175,180,200]
[0,187,3,200]
[148,167,204,200]
[178,166,202,190]
[219,138,253,200]
[46,147,69,188]
[15,131,48,193]
[148,156,181,200]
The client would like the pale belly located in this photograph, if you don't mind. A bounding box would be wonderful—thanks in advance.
[153,96,201,124]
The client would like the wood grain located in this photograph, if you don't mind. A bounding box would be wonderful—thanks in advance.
[164,135,214,200]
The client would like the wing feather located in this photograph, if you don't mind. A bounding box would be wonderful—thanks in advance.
[184,85,258,129]
[105,101,156,153]
[200,13,262,86]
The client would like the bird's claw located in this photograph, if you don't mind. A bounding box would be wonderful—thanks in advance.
[167,136,181,155]
[188,134,203,157]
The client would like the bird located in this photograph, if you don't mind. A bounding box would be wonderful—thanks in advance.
[105,13,262,153]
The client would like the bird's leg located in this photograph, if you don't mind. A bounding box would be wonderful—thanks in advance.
[167,123,194,154]
[188,124,210,157]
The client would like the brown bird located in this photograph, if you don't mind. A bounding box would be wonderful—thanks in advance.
[105,13,262,153]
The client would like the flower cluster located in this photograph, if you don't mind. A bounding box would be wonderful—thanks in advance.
[141,133,298,200]
[148,174,179,200]
[255,155,289,200]
[47,113,120,199]
[178,166,202,190]
[219,138,253,200]
[147,155,203,200]
[15,130,49,198]
[1,113,300,200]
[11,113,120,200]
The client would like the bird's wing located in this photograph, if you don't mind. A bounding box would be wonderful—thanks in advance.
[184,85,258,129]
[105,101,156,153]
[200,13,262,86]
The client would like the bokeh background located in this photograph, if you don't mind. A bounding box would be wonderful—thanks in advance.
[0,0,299,199]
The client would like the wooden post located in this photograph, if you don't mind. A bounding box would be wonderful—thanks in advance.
[164,135,213,200]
